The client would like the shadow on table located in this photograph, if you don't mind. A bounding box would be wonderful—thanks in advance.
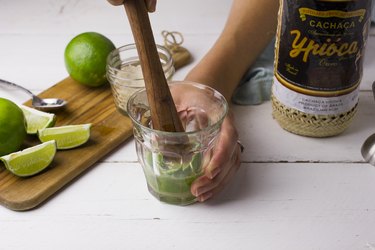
[203,164,256,206]
[346,94,375,136]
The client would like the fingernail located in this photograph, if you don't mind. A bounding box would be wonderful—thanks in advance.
[194,187,203,197]
[209,167,221,179]
[198,192,213,202]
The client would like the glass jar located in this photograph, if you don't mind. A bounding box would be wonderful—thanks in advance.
[106,43,175,116]
[126,81,228,205]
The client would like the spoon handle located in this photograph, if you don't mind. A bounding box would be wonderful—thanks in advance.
[123,0,184,132]
[0,78,35,97]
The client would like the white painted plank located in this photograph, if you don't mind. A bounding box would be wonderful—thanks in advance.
[0,33,215,93]
[66,85,375,164]
[105,91,375,163]
[1,162,375,249]
[0,34,373,93]
[0,1,373,93]
[234,91,375,163]
[0,0,231,35]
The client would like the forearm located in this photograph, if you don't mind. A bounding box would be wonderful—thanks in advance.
[185,0,279,100]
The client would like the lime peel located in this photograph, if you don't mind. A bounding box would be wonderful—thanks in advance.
[0,98,27,156]
[20,105,56,134]
[64,32,115,87]
[38,124,92,150]
[0,140,56,177]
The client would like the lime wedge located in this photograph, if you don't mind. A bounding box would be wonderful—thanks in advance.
[0,140,56,177]
[20,105,56,134]
[38,124,92,149]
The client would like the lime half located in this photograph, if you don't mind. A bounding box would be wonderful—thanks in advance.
[0,140,56,177]
[38,124,92,150]
[20,105,56,134]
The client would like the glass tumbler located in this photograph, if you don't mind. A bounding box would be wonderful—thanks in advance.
[126,81,228,205]
[106,43,175,116]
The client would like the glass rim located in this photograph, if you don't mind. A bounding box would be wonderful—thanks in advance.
[126,81,229,136]
[106,43,174,82]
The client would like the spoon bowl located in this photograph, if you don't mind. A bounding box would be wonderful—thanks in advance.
[361,81,375,165]
[362,133,375,165]
[0,78,67,111]
[31,96,67,112]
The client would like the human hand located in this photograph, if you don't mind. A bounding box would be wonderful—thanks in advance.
[190,111,242,202]
[107,0,157,12]
[170,84,242,202]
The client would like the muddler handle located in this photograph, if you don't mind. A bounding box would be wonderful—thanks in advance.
[123,0,184,132]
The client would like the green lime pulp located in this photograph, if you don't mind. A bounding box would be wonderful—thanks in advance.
[143,151,203,205]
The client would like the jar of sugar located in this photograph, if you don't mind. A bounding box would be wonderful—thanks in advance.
[106,43,175,116]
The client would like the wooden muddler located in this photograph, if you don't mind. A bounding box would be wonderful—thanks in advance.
[123,0,184,132]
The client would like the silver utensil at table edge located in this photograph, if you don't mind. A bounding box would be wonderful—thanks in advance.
[0,78,67,111]
[361,81,375,166]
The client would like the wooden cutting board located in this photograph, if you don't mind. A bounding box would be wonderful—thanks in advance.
[0,77,134,211]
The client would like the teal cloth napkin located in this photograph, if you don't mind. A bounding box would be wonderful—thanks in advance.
[232,38,275,105]
[232,2,374,106]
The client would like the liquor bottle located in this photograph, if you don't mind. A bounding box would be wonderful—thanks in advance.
[272,0,372,137]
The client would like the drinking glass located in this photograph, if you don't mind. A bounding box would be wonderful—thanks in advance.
[126,81,228,205]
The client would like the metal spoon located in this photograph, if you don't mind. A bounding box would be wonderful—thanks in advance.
[361,81,375,165]
[0,78,67,111]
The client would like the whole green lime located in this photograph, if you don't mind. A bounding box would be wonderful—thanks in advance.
[64,32,116,87]
[0,98,27,156]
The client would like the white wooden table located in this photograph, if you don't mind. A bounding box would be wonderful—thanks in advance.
[1,1,375,249]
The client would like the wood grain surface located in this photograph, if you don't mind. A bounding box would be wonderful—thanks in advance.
[0,77,134,211]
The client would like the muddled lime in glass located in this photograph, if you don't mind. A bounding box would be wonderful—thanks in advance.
[143,151,203,205]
